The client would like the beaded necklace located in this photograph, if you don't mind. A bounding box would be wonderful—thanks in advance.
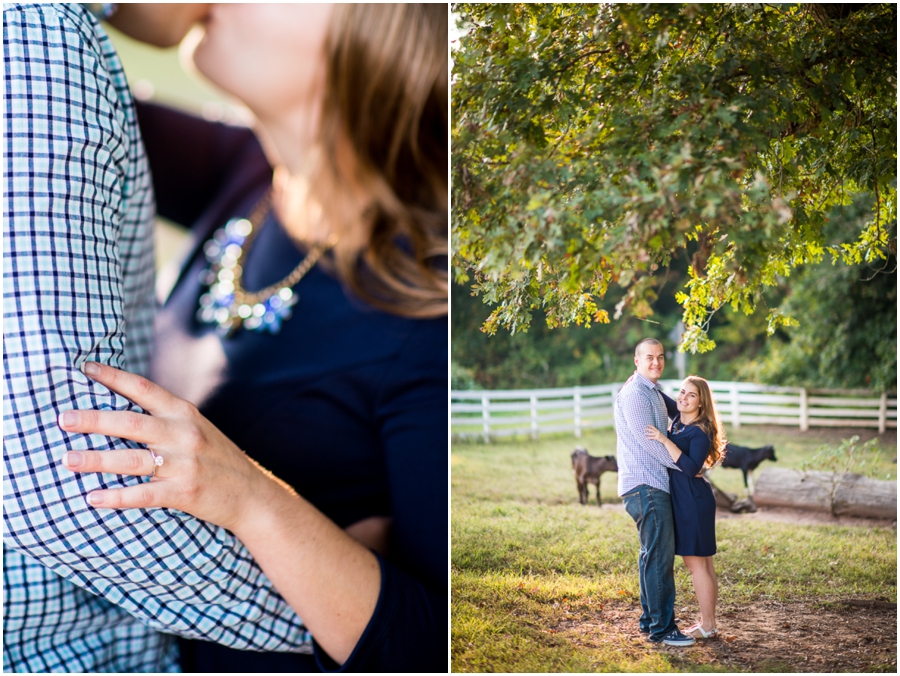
[196,191,335,336]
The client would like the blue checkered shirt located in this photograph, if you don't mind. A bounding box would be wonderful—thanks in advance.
[614,372,681,496]
[3,5,311,672]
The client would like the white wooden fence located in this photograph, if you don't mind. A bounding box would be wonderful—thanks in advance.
[450,380,897,441]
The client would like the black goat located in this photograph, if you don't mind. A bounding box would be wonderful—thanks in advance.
[721,443,777,494]
[571,447,618,506]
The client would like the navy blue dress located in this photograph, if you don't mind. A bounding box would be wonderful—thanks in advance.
[659,396,716,557]
[137,103,447,672]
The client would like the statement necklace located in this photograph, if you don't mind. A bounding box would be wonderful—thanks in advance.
[196,192,335,336]
[672,415,699,435]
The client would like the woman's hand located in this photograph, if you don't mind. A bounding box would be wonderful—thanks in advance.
[61,362,383,664]
[59,362,276,533]
[644,425,666,443]
[646,423,684,463]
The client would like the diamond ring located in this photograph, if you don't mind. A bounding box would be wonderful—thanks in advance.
[148,448,164,478]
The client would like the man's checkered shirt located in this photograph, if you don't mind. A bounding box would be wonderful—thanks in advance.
[614,372,682,496]
[3,5,310,672]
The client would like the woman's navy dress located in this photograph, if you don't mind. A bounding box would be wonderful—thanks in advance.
[660,397,716,557]
[136,103,446,672]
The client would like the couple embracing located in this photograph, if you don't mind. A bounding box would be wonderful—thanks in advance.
[614,338,725,646]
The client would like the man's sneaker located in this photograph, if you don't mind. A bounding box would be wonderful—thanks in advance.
[648,629,696,647]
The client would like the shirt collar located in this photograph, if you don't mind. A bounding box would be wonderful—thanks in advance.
[632,371,662,392]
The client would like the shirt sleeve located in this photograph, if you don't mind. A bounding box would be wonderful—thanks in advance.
[3,5,310,652]
[674,429,711,477]
[314,319,448,672]
[618,389,680,471]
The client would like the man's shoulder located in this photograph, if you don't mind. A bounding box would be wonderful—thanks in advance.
[618,376,652,401]
[5,3,95,32]
[5,3,106,60]
[5,2,130,138]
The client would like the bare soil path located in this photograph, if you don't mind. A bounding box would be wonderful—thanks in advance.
[559,599,896,672]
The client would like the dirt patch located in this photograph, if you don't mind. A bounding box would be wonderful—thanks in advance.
[559,599,897,672]
[716,505,896,529]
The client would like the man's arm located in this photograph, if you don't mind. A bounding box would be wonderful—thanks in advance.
[3,4,308,652]
[618,389,680,470]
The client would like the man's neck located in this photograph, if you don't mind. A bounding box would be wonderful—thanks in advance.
[635,370,660,386]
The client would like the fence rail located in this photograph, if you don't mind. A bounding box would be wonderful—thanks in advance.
[451,380,897,441]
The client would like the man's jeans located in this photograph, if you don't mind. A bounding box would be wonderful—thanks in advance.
[622,485,676,640]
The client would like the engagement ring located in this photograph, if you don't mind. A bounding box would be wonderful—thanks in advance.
[148,449,164,478]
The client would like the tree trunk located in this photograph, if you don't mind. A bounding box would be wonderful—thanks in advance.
[753,468,897,519]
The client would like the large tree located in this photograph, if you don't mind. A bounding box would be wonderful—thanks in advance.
[452,3,896,353]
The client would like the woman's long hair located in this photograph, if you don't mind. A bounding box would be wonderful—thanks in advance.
[684,375,727,468]
[309,3,447,318]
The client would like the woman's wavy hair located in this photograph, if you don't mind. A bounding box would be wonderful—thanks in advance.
[310,3,447,318]
[683,375,727,468]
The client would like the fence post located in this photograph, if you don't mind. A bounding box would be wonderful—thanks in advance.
[879,392,887,434]
[574,387,582,438]
[481,394,491,443]
[730,383,740,429]
[799,388,809,431]
[530,394,539,440]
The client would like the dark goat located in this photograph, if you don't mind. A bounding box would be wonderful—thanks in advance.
[721,443,777,494]
[571,447,618,506]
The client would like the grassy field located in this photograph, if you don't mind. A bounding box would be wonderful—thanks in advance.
[452,426,897,672]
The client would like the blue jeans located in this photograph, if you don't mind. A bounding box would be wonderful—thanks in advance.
[622,485,676,639]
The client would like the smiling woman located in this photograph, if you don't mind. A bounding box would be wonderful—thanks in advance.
[645,374,725,639]
[53,2,448,673]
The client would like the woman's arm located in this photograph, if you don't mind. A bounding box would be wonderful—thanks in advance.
[231,478,382,666]
[59,362,379,666]
[661,391,679,420]
[135,101,268,228]
[676,432,711,477]
[335,319,447,671]
[645,425,682,462]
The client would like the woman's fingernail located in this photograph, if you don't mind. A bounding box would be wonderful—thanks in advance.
[59,411,79,428]
[63,451,84,468]
[82,361,101,376]
[87,492,105,506]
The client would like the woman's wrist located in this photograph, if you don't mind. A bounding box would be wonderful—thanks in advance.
[229,460,299,538]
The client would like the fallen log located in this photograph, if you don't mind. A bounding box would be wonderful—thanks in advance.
[708,478,737,510]
[753,468,897,519]
[704,475,757,513]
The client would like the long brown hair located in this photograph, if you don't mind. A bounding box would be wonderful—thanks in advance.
[310,3,447,318]
[683,375,727,468]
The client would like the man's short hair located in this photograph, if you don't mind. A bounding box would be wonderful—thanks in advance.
[634,338,664,357]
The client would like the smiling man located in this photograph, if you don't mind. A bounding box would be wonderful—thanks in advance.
[613,338,695,647]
